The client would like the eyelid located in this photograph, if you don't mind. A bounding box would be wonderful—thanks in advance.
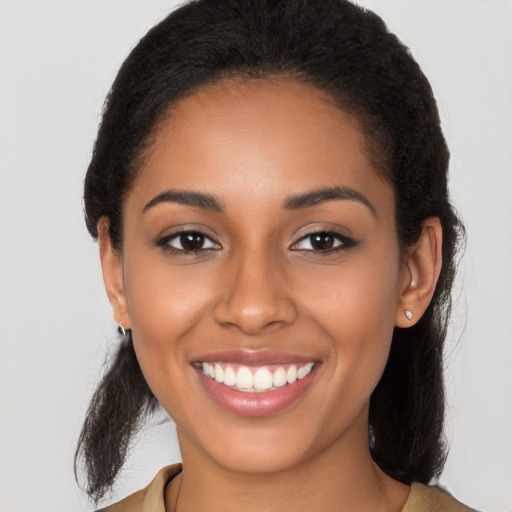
[290,229,357,253]
[156,226,355,255]
[156,228,222,252]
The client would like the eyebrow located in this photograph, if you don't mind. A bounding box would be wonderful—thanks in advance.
[143,190,223,213]
[283,186,376,216]
[142,185,376,216]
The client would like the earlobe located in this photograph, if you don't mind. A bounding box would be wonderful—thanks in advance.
[395,217,443,328]
[97,217,131,329]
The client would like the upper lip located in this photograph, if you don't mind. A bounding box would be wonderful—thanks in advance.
[191,349,318,366]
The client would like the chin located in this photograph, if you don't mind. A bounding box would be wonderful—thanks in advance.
[205,434,314,475]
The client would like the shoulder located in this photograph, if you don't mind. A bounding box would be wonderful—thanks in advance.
[97,464,183,512]
[403,482,478,512]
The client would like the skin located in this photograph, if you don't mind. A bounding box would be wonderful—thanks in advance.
[99,79,442,511]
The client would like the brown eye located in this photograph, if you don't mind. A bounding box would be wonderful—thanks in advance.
[291,231,356,253]
[180,232,206,251]
[310,233,335,251]
[159,230,221,252]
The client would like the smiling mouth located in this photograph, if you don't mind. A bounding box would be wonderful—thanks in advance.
[194,362,316,393]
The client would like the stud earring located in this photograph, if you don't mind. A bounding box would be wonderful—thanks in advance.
[119,324,127,336]
[405,309,413,321]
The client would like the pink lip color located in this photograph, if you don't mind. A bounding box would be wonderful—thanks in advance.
[194,364,318,417]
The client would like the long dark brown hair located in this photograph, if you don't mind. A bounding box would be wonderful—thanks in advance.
[76,0,465,504]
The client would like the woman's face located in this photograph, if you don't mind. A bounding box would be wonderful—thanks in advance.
[108,79,412,473]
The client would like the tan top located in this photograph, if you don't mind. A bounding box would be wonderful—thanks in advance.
[99,464,476,512]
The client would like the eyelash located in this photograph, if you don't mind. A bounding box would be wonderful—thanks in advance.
[156,229,357,256]
[156,229,221,255]
[290,230,357,255]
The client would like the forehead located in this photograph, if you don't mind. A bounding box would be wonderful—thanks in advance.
[129,78,393,214]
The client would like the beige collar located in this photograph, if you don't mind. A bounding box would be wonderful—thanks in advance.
[102,463,475,512]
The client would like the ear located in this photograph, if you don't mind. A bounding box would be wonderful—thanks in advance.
[98,217,131,329]
[395,217,443,327]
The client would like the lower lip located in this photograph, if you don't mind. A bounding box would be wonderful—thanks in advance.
[195,366,318,417]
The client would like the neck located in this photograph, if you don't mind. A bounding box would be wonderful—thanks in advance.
[165,410,410,512]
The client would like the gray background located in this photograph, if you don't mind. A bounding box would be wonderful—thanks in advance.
[0,1,511,511]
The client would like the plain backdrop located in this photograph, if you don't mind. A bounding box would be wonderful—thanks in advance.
[1,1,511,511]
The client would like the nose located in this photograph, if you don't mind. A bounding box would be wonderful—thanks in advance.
[213,250,298,335]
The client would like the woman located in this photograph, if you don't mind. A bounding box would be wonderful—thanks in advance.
[75,0,473,510]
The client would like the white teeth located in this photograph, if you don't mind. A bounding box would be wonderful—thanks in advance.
[236,366,254,389]
[254,368,273,390]
[286,365,297,384]
[223,366,236,386]
[273,367,287,387]
[297,362,314,380]
[214,364,224,382]
[201,361,316,392]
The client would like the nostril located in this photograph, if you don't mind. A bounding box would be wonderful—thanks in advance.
[212,259,298,333]
[213,299,297,335]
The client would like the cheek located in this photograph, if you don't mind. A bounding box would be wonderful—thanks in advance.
[125,255,213,339]
[120,253,218,397]
[300,250,400,335]
[296,252,400,388]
